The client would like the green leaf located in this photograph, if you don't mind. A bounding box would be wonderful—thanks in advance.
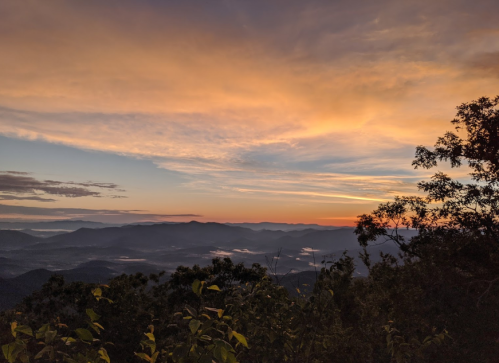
[86,308,101,322]
[99,348,111,363]
[10,322,18,338]
[213,346,223,362]
[207,285,221,291]
[205,307,224,318]
[145,332,155,342]
[232,331,249,348]
[36,324,51,339]
[189,319,201,334]
[172,344,190,362]
[93,322,105,331]
[2,344,12,362]
[214,339,234,352]
[14,325,33,337]
[142,339,156,355]
[328,289,334,297]
[61,337,77,345]
[184,306,197,318]
[226,352,237,363]
[192,279,202,296]
[35,346,54,360]
[45,330,57,344]
[75,328,94,342]
[220,346,228,361]
[135,352,151,362]
[2,342,23,363]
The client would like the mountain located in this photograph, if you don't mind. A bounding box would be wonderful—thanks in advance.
[18,229,69,238]
[0,221,418,311]
[27,223,373,253]
[0,220,343,233]
[225,222,339,231]
[0,257,29,278]
[30,222,261,250]
[0,221,416,311]
[0,220,120,231]
[0,223,416,276]
[0,230,42,249]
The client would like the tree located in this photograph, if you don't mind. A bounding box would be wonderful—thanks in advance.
[354,96,499,362]
[356,95,499,257]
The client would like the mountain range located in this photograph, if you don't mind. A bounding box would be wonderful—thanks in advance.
[0,221,414,310]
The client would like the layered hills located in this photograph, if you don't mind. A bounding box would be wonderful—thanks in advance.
[0,221,412,310]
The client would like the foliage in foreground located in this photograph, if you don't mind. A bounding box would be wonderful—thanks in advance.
[2,96,499,362]
[2,256,456,363]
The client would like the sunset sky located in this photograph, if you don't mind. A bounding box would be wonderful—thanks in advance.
[0,0,498,225]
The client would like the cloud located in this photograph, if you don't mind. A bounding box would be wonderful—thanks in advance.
[300,247,320,256]
[0,171,125,199]
[210,250,234,257]
[4,171,30,175]
[0,195,56,202]
[46,180,120,190]
[0,0,497,217]
[0,203,201,223]
[302,247,319,252]
[465,51,499,78]
[232,248,262,255]
[233,188,388,203]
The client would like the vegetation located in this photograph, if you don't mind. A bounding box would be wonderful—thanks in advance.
[1,96,498,362]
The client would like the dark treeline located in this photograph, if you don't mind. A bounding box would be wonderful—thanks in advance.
[1,96,499,362]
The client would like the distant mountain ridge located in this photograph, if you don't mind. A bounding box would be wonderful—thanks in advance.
[25,222,360,252]
[0,220,338,233]
[0,230,42,249]
[0,220,121,231]
[0,221,416,311]
[0,222,414,274]
[225,222,339,231]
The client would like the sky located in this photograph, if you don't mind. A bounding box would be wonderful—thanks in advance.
[0,0,498,225]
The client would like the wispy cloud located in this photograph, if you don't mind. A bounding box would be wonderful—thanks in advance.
[0,203,201,224]
[233,188,388,203]
[4,171,30,175]
[0,195,56,202]
[0,171,125,200]
[232,249,262,255]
